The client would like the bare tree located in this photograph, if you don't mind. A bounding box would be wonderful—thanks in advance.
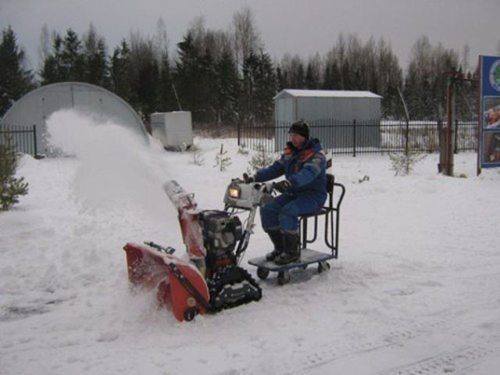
[154,17,169,63]
[461,44,470,73]
[232,7,262,68]
[38,23,51,68]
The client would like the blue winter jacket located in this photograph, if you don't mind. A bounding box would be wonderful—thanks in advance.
[255,138,327,205]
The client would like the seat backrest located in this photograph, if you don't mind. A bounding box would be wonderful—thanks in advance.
[326,173,334,194]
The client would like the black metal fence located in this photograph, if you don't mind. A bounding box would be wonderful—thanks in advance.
[237,119,478,156]
[0,125,38,156]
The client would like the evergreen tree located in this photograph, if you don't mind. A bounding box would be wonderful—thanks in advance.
[60,29,86,81]
[199,47,218,122]
[376,38,403,118]
[110,40,132,102]
[158,51,177,112]
[174,32,206,121]
[241,51,276,124]
[276,65,288,91]
[214,49,240,123]
[128,32,160,120]
[305,55,321,89]
[322,60,341,89]
[0,134,28,211]
[40,33,64,85]
[0,26,35,117]
[82,25,110,88]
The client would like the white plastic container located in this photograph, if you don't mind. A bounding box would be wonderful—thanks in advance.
[150,111,193,150]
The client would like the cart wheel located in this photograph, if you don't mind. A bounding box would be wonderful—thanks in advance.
[277,271,290,285]
[257,267,270,280]
[183,307,198,322]
[318,261,330,274]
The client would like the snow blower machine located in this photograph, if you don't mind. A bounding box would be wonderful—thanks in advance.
[123,168,345,322]
[122,179,274,322]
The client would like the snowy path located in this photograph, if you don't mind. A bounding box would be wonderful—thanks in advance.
[1,112,500,374]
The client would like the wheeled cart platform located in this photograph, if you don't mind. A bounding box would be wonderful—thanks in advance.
[248,249,333,285]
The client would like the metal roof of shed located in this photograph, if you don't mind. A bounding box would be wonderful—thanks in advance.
[274,89,382,99]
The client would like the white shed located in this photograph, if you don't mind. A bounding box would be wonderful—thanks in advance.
[274,89,382,150]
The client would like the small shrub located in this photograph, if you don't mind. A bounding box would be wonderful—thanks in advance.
[388,151,426,176]
[192,150,205,166]
[214,143,231,172]
[0,135,29,211]
[237,145,249,155]
[247,144,275,174]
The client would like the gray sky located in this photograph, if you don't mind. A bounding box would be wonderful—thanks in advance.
[1,0,499,72]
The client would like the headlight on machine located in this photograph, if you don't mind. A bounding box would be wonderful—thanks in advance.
[228,186,241,199]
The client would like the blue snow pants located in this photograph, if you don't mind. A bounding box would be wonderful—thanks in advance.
[260,193,323,232]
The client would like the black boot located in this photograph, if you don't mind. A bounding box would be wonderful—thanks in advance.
[265,229,284,261]
[274,231,301,265]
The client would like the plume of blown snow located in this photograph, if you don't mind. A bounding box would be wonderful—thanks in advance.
[45,109,171,222]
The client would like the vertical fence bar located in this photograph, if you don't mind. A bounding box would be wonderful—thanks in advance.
[405,119,409,156]
[352,119,357,157]
[33,124,37,156]
[454,119,458,154]
[237,122,240,146]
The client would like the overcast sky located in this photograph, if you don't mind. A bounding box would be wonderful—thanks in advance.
[1,0,499,72]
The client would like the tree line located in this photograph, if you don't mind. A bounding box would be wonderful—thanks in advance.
[0,8,488,127]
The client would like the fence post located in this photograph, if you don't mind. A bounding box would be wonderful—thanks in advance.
[33,124,38,157]
[454,119,458,154]
[352,119,357,157]
[237,122,241,146]
[405,119,409,156]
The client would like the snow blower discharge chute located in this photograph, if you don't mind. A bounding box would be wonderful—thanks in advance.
[123,179,267,322]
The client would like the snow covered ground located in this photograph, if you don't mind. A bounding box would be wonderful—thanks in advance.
[1,110,500,375]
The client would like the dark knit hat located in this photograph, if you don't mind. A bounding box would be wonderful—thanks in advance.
[289,120,310,139]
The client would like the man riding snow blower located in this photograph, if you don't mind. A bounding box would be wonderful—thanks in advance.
[243,121,327,265]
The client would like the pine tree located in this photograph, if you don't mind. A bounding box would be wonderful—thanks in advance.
[82,25,110,88]
[214,143,231,171]
[0,134,28,211]
[241,51,276,124]
[40,33,64,85]
[110,40,132,102]
[276,65,288,91]
[175,32,206,121]
[158,50,177,112]
[60,29,86,81]
[214,49,240,123]
[322,60,341,89]
[0,26,35,117]
[128,32,160,120]
[305,60,320,89]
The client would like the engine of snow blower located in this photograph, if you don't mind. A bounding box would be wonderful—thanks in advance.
[193,178,274,312]
[198,210,242,276]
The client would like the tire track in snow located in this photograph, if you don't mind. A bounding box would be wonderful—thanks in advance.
[381,346,494,375]
[291,317,452,373]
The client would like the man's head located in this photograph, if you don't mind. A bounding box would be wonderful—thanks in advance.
[288,120,309,148]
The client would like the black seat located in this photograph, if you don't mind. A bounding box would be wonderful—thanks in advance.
[298,173,344,258]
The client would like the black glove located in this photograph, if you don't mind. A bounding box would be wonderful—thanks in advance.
[274,179,292,193]
[243,173,254,183]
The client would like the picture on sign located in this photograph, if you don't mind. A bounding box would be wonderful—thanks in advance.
[479,55,500,170]
[482,132,500,163]
[482,97,500,130]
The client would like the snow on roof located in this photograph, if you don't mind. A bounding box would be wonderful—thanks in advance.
[275,89,382,99]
